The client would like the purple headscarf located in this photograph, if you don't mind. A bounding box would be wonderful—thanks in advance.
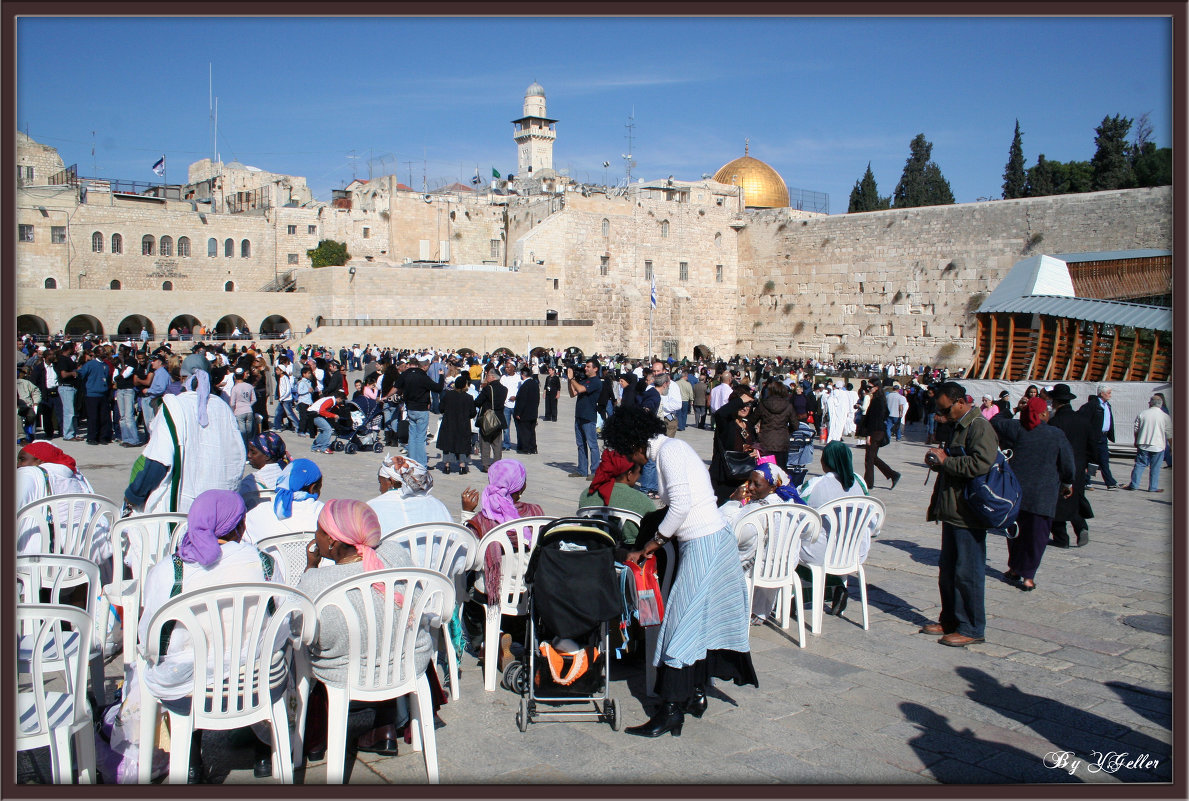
[178,489,246,567]
[480,459,526,525]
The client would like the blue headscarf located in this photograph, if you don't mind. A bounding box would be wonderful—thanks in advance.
[178,489,245,567]
[754,459,805,504]
[273,458,322,520]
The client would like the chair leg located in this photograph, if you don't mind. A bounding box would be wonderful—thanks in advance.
[49,724,71,783]
[75,723,97,783]
[777,585,790,630]
[138,688,160,784]
[857,566,869,630]
[443,629,460,701]
[809,565,826,635]
[414,676,439,784]
[408,694,423,752]
[167,712,193,785]
[122,605,139,687]
[325,688,348,784]
[271,698,294,784]
[791,576,806,649]
[483,603,500,692]
[291,655,311,768]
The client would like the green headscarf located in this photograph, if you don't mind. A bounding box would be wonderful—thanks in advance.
[821,441,855,491]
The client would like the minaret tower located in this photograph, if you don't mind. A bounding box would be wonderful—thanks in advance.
[512,81,556,177]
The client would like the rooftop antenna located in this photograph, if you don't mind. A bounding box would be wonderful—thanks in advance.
[403,160,416,188]
[347,150,358,181]
[622,109,636,184]
[422,148,427,192]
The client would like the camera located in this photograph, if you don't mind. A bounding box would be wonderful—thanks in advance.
[924,450,942,468]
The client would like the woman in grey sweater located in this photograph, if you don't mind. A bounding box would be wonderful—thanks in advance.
[296,499,435,760]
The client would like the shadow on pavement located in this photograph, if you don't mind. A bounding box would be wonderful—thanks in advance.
[1104,680,1173,730]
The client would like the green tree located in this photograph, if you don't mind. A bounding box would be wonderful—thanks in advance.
[1133,145,1172,187]
[1025,154,1055,197]
[893,134,955,208]
[847,162,891,213]
[1002,119,1027,199]
[1091,114,1134,190]
[307,240,350,268]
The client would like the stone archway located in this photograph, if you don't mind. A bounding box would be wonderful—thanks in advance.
[215,314,248,338]
[492,347,514,359]
[168,314,202,341]
[259,314,291,338]
[564,346,585,362]
[17,314,49,338]
[64,314,104,337]
[693,344,713,361]
[118,314,155,340]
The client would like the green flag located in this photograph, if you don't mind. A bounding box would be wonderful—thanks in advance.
[492,167,501,179]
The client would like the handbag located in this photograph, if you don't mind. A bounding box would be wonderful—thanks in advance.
[478,386,503,439]
[723,450,757,481]
[627,555,665,627]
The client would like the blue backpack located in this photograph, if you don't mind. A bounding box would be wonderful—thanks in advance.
[964,450,1022,531]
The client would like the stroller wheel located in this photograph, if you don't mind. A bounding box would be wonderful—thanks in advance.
[372,441,384,453]
[516,696,530,732]
[511,663,530,696]
[500,660,522,692]
[604,698,619,731]
[333,440,345,452]
[345,441,357,454]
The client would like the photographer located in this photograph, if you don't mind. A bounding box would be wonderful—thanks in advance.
[922,382,998,647]
[566,358,603,479]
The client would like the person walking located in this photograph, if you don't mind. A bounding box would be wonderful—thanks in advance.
[1125,395,1173,492]
[512,366,540,454]
[1079,385,1118,489]
[859,383,902,490]
[436,375,476,474]
[475,368,508,472]
[1045,384,1098,548]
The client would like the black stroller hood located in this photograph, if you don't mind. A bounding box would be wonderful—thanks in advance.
[525,520,620,640]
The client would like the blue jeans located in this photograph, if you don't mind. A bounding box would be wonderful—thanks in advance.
[58,386,77,439]
[574,419,600,476]
[274,399,301,431]
[116,388,139,444]
[638,459,659,493]
[1129,449,1163,491]
[407,409,429,467]
[503,409,515,449]
[311,416,333,450]
[140,396,158,432]
[938,524,987,639]
[678,401,690,431]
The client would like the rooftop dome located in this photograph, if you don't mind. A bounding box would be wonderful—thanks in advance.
[525,81,545,98]
[712,143,789,209]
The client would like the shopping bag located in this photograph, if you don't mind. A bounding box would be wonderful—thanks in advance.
[627,554,665,627]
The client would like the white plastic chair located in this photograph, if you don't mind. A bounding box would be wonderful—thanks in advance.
[16,554,107,713]
[308,567,454,783]
[104,513,189,684]
[574,505,644,543]
[735,502,821,648]
[17,603,97,784]
[806,496,885,635]
[474,516,554,692]
[138,582,317,784]
[379,522,479,700]
[255,531,322,586]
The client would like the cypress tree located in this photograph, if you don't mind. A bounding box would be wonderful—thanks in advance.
[847,163,890,213]
[1002,120,1027,199]
[893,134,955,208]
[1091,114,1134,190]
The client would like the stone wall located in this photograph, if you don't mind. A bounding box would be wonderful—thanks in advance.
[736,186,1173,365]
[16,131,65,185]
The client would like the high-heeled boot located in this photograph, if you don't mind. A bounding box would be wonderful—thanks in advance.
[684,686,707,718]
[624,702,685,737]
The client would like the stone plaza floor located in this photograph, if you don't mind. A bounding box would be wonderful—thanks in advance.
[22,387,1177,786]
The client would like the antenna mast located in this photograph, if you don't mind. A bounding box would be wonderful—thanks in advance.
[623,109,636,185]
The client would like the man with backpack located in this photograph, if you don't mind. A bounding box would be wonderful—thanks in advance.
[922,382,999,647]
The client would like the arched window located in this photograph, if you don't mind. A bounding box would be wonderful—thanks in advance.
[162,281,173,291]
[110,280,121,290]
[240,239,251,258]
[159,235,173,257]
[224,238,234,257]
[44,278,57,289]
[92,231,104,253]
[714,232,722,249]
[177,236,190,257]
[111,233,122,254]
[208,237,218,257]
[601,218,609,237]
[142,235,155,256]
[660,220,670,238]
[224,281,235,292]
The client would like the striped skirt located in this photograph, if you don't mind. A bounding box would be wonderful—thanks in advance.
[654,526,752,668]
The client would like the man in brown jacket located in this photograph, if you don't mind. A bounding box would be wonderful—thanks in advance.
[922,382,998,647]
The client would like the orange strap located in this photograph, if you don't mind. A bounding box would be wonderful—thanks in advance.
[538,642,599,685]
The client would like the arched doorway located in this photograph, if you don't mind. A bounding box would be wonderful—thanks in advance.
[492,347,514,359]
[456,347,476,357]
[65,314,104,337]
[258,314,291,339]
[17,314,49,338]
[529,347,551,358]
[168,314,202,341]
[693,344,713,361]
[215,314,248,338]
[564,347,585,362]
[117,315,155,340]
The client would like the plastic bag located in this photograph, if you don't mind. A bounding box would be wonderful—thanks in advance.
[627,555,665,627]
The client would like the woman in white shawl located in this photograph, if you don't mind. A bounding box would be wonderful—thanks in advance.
[124,370,246,516]
[366,453,452,536]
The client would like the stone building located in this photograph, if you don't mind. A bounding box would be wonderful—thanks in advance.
[14,82,1174,364]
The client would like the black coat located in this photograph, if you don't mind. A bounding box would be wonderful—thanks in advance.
[513,376,540,421]
[436,389,475,454]
[1078,395,1115,442]
[1047,403,1099,521]
[476,381,508,427]
[992,418,1076,517]
[858,389,890,442]
[543,374,561,399]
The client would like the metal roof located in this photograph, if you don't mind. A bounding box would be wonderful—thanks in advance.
[976,294,1172,332]
[1052,249,1171,263]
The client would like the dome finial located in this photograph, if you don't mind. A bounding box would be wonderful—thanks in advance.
[745,137,750,156]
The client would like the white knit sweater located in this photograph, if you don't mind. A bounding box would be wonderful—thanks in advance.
[649,435,727,542]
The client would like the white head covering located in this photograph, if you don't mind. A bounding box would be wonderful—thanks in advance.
[378,452,434,498]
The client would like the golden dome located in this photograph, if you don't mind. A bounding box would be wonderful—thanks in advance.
[713,143,789,209]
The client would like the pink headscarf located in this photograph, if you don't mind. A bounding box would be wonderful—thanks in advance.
[317,499,401,604]
[480,459,527,525]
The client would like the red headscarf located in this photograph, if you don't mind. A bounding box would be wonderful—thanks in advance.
[587,449,637,506]
[20,442,77,474]
[1021,396,1048,431]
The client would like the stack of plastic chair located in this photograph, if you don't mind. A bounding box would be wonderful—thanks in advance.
[806,496,885,635]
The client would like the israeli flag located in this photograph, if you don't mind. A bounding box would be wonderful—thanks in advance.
[151,156,165,176]
[650,278,656,308]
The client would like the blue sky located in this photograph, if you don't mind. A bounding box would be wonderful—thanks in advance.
[17,16,1173,213]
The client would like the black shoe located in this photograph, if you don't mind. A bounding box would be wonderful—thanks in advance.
[684,687,707,719]
[830,585,849,616]
[441,464,450,474]
[304,745,327,763]
[460,465,470,475]
[356,737,400,756]
[625,702,684,738]
[253,740,273,778]
[187,762,205,784]
[890,472,902,490]
[1048,538,1071,549]
[1075,529,1090,547]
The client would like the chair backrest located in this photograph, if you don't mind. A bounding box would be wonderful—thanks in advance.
[574,506,644,543]
[16,554,101,641]
[735,502,822,587]
[254,532,321,586]
[17,493,119,560]
[16,603,94,739]
[109,513,189,600]
[142,582,316,727]
[474,516,553,614]
[312,567,454,697]
[380,522,479,578]
[815,496,885,570]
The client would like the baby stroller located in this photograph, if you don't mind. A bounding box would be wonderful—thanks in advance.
[787,420,816,487]
[503,518,622,731]
[330,396,385,454]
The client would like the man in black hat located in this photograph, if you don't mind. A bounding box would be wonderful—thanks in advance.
[1046,384,1097,547]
